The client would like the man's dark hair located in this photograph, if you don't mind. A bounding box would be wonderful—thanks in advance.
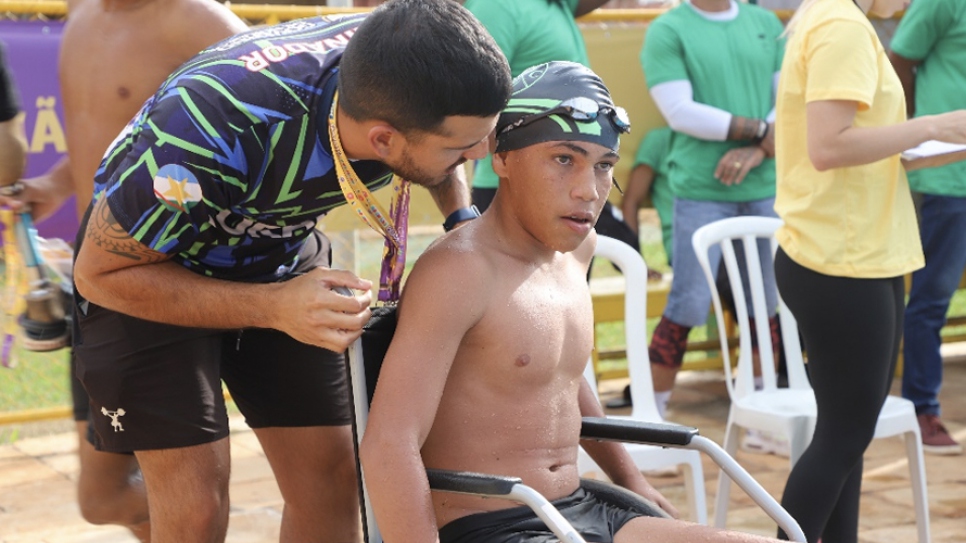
[338,0,511,134]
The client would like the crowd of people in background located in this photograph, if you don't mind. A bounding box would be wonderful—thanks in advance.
[1,1,964,542]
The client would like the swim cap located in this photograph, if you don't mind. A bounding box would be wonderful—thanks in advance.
[495,61,629,154]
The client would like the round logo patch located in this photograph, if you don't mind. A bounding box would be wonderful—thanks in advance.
[153,164,202,213]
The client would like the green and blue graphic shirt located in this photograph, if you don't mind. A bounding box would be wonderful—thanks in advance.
[94,14,392,282]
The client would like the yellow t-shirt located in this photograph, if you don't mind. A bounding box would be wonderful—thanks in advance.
[774,0,924,278]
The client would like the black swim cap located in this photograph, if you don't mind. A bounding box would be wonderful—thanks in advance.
[495,61,629,154]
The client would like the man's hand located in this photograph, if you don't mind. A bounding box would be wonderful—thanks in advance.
[714,146,766,186]
[0,174,74,221]
[271,267,373,352]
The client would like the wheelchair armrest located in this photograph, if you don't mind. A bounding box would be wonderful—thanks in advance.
[426,468,522,496]
[580,417,699,447]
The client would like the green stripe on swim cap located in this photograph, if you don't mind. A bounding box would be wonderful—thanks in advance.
[496,61,627,153]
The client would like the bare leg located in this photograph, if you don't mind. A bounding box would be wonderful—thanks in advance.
[75,421,151,542]
[651,364,679,392]
[135,438,232,543]
[616,515,781,543]
[254,425,361,543]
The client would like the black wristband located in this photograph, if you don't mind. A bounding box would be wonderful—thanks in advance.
[443,205,480,232]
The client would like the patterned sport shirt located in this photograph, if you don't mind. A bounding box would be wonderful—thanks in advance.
[94,14,392,282]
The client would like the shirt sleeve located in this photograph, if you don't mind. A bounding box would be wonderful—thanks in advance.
[890,0,952,61]
[0,41,21,122]
[803,19,879,109]
[633,128,672,171]
[640,19,689,88]
[104,87,246,255]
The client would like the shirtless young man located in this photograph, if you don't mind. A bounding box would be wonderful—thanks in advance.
[360,61,786,543]
[0,1,246,539]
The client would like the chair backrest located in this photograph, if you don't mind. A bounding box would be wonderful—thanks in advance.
[593,235,664,422]
[690,217,808,402]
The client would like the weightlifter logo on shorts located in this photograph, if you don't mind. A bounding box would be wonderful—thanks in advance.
[101,407,127,432]
[154,164,203,213]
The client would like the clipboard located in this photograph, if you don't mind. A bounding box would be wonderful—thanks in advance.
[901,140,966,171]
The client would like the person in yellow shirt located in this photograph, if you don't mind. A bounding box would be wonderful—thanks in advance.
[773,0,966,540]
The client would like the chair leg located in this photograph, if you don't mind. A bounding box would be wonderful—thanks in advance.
[904,429,932,543]
[681,454,708,524]
[713,423,740,528]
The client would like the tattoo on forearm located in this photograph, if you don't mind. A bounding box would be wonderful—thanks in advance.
[86,198,166,263]
[727,116,759,141]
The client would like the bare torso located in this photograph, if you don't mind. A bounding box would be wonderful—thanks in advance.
[421,241,595,528]
[59,0,246,217]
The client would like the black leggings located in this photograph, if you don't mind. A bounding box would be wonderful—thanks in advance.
[774,248,903,543]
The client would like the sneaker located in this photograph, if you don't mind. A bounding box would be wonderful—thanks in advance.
[917,414,963,456]
[741,429,791,457]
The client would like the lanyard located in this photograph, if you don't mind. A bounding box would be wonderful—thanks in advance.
[328,91,410,303]
[1,207,26,367]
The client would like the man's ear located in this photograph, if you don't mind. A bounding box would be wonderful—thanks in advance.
[491,151,510,177]
[367,124,400,161]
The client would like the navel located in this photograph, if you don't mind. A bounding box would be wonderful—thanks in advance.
[514,354,531,367]
[117,86,131,99]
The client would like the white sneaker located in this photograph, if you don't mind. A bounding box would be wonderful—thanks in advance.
[741,429,791,457]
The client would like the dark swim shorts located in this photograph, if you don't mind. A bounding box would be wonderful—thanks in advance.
[438,487,645,543]
[73,230,352,453]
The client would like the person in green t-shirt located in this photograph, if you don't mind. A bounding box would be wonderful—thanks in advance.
[889,0,966,457]
[464,0,607,211]
[621,127,675,266]
[640,0,785,417]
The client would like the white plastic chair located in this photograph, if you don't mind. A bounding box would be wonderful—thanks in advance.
[691,216,930,542]
[579,235,708,524]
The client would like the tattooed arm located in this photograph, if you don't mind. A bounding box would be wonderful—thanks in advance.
[73,197,374,351]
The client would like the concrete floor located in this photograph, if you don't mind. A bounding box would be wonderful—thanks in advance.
[2,353,964,542]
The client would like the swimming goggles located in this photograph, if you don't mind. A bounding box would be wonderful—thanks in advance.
[499,96,631,135]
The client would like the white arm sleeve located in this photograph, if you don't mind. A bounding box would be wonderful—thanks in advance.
[766,71,780,123]
[649,80,731,141]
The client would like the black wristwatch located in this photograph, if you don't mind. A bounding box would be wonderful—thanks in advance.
[443,205,481,232]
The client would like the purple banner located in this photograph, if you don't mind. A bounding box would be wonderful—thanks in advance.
[0,20,76,242]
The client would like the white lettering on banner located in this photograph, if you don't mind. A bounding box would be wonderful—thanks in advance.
[28,96,67,153]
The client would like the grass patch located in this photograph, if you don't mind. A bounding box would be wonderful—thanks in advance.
[0,348,71,412]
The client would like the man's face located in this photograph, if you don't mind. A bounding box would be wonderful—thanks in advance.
[494,140,618,253]
[387,115,496,186]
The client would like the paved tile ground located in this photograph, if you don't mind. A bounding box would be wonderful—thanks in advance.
[2,354,964,542]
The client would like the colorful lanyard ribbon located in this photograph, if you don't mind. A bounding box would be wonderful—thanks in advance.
[328,91,411,303]
[1,207,25,367]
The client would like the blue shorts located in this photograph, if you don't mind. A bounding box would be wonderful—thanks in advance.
[666,197,779,327]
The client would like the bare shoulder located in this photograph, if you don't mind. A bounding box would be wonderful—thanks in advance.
[176,0,247,30]
[404,227,495,302]
[167,0,248,51]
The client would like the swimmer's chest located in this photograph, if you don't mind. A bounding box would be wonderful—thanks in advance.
[474,274,594,381]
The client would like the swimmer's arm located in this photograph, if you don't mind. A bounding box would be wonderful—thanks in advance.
[73,197,371,351]
[577,378,681,518]
[361,249,484,543]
